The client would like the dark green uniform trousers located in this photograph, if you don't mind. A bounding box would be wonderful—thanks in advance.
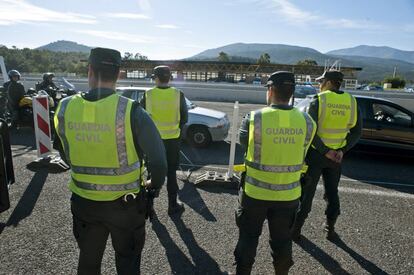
[234,190,299,275]
[296,148,342,230]
[71,193,146,275]
[163,138,180,198]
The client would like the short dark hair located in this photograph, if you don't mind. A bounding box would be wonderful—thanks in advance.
[324,79,342,90]
[90,64,119,82]
[156,74,171,83]
[271,83,294,102]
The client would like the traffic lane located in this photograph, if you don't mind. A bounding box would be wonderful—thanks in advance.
[180,139,414,190]
[19,78,414,110]
[1,146,413,274]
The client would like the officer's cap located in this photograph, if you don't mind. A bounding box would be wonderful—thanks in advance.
[264,71,295,87]
[88,47,121,67]
[152,65,171,79]
[316,70,344,82]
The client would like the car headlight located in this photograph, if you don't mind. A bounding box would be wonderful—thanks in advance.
[216,116,229,128]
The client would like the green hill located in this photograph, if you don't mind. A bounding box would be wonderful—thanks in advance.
[189,43,414,81]
[36,40,92,53]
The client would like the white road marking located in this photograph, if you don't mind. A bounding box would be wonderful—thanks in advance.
[178,164,414,199]
[316,185,414,199]
[340,177,414,188]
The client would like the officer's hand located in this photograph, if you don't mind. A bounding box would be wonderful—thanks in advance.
[335,150,344,163]
[325,150,338,162]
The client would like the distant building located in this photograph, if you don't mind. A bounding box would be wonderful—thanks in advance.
[121,60,362,89]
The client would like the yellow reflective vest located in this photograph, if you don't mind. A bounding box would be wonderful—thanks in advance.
[145,87,181,139]
[244,107,316,201]
[317,90,357,149]
[54,94,142,201]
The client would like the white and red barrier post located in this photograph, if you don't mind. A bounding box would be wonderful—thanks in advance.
[32,95,52,158]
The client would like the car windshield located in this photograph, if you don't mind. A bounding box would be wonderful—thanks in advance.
[294,85,316,98]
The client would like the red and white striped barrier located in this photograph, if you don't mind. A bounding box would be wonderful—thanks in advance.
[32,95,52,158]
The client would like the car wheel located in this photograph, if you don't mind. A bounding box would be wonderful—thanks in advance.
[188,126,212,148]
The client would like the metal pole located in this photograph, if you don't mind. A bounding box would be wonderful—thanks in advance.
[0,56,8,83]
[227,101,239,179]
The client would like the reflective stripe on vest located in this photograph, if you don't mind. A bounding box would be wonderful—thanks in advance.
[317,91,357,149]
[72,178,140,191]
[245,176,300,191]
[146,88,180,139]
[244,108,316,198]
[57,96,140,176]
[246,110,314,177]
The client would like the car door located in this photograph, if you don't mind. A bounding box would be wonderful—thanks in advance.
[355,98,372,140]
[368,100,414,145]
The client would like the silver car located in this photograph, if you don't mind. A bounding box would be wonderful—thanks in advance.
[116,86,230,147]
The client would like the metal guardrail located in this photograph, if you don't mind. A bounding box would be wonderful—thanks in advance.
[0,119,15,213]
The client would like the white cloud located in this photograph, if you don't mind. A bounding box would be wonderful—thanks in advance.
[270,0,318,23]
[261,0,383,30]
[155,24,179,29]
[76,30,157,44]
[0,0,97,25]
[105,13,151,20]
[138,0,151,12]
[403,24,414,33]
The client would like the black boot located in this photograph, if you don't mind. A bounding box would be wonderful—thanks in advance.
[235,265,252,275]
[324,218,339,241]
[274,266,289,275]
[168,194,185,215]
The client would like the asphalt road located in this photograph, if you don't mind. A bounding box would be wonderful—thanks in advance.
[1,101,413,275]
[19,77,414,111]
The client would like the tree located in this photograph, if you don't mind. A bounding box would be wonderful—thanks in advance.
[218,51,230,62]
[123,52,134,60]
[257,53,271,64]
[383,76,406,88]
[134,53,148,60]
[296,59,318,66]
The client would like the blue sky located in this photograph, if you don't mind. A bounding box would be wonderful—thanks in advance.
[0,0,413,59]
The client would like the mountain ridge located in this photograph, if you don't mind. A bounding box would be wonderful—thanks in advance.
[327,45,414,64]
[188,43,414,81]
[36,40,92,53]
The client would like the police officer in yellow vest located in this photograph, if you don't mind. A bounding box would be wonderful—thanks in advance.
[234,72,316,275]
[140,65,188,215]
[54,48,167,275]
[292,70,362,241]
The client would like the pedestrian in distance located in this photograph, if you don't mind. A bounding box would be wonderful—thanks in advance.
[140,65,189,215]
[54,47,167,275]
[233,71,316,275]
[292,69,362,241]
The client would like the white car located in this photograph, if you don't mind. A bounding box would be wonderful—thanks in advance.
[116,86,230,147]
[404,87,414,93]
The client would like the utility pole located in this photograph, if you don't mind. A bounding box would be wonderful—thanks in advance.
[393,66,397,78]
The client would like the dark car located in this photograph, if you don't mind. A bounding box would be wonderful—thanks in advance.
[296,95,414,150]
[364,85,384,91]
